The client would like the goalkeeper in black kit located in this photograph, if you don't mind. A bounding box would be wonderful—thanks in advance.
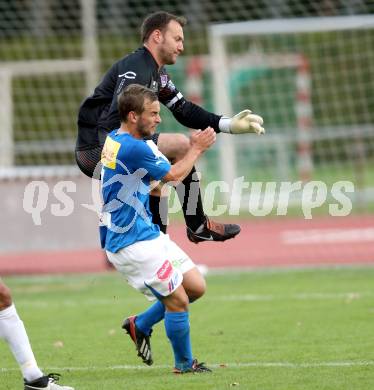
[76,11,265,243]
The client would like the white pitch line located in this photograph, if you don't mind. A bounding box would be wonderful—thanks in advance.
[12,291,374,308]
[217,292,373,301]
[5,264,374,285]
[2,361,374,373]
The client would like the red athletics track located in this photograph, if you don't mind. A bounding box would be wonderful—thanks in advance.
[0,216,373,275]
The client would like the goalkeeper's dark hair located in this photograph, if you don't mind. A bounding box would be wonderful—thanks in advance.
[141,11,187,43]
[118,84,158,123]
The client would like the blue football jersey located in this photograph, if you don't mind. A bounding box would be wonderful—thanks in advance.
[100,130,171,253]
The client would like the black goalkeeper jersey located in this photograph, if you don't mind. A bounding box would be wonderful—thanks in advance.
[76,46,221,151]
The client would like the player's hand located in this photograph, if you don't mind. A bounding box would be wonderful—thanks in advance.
[230,109,265,135]
[190,127,216,152]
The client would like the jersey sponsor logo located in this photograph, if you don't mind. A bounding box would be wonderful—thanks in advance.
[157,260,173,281]
[118,71,136,79]
[160,74,168,87]
[101,137,121,169]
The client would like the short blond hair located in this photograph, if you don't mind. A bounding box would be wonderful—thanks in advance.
[118,84,158,122]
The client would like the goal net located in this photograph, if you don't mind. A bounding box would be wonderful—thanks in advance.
[209,15,374,210]
[1,1,373,213]
[0,0,99,169]
[1,1,374,264]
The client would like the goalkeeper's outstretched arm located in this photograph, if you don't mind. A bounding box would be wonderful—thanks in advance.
[169,97,265,135]
[159,69,265,135]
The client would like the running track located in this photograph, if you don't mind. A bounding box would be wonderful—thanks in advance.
[1,216,373,274]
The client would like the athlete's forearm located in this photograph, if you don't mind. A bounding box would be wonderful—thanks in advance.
[162,147,202,184]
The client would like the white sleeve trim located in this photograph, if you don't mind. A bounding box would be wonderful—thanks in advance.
[165,92,183,108]
[218,116,232,133]
[145,140,170,163]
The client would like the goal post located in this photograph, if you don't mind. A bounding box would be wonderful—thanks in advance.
[0,0,99,168]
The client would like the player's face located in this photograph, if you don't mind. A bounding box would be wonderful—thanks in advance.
[136,99,161,137]
[159,20,184,65]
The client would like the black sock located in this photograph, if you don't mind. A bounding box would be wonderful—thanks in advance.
[175,166,206,232]
[149,195,168,234]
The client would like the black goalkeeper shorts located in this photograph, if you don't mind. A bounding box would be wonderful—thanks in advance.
[75,132,160,178]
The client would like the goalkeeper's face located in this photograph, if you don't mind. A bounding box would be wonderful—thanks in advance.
[158,20,184,65]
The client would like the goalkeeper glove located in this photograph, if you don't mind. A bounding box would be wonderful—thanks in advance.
[219,109,265,135]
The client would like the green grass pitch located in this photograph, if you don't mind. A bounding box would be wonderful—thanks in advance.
[1,267,374,389]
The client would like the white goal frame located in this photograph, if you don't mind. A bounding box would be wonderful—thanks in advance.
[208,15,374,202]
[0,0,99,167]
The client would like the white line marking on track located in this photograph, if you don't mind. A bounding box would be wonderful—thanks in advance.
[2,361,374,372]
[282,227,374,244]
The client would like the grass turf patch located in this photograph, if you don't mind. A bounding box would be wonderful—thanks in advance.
[1,267,374,389]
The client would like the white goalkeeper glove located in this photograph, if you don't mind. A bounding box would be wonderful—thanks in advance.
[219,109,265,135]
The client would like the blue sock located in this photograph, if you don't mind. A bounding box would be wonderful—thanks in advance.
[164,311,193,371]
[135,300,165,336]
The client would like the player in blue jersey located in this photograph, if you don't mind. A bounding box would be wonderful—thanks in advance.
[101,84,215,373]
[78,11,265,244]
[0,279,74,389]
